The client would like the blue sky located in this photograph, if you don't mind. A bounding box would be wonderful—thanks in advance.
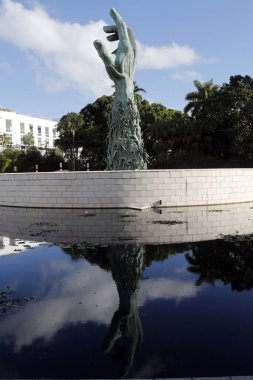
[0,0,253,119]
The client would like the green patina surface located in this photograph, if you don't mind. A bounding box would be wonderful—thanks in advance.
[94,8,147,170]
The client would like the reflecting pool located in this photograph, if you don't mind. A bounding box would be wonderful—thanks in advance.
[1,204,253,378]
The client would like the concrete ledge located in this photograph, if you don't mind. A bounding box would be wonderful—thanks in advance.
[0,169,253,209]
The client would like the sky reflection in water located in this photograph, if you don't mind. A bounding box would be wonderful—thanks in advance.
[0,238,253,378]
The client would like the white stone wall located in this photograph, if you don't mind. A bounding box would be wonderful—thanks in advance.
[0,110,58,149]
[0,169,253,209]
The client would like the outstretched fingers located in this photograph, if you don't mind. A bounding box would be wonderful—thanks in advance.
[103,25,117,33]
[110,8,129,46]
[103,25,119,42]
[93,39,124,80]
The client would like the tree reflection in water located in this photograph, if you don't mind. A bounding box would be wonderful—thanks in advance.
[186,237,253,291]
[62,235,253,376]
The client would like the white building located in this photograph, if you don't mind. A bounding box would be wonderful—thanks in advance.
[0,110,58,150]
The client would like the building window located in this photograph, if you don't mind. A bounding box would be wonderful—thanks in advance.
[37,126,41,136]
[53,128,56,138]
[45,138,49,147]
[45,127,49,137]
[20,122,25,134]
[29,124,33,133]
[5,119,12,133]
[38,137,42,146]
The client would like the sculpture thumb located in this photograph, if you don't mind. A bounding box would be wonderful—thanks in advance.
[93,40,113,66]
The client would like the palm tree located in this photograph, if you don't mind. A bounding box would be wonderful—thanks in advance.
[0,133,11,149]
[184,79,219,117]
[22,132,34,149]
[133,81,146,94]
[56,112,84,171]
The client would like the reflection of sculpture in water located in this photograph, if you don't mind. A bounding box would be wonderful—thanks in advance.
[94,8,147,170]
[102,244,144,377]
[62,242,177,375]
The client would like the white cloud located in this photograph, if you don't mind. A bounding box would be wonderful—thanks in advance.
[0,255,200,352]
[137,41,200,70]
[139,277,199,305]
[27,54,69,93]
[0,0,111,97]
[0,0,203,98]
[0,260,118,351]
[171,70,203,81]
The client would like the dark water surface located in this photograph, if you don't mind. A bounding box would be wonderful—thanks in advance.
[1,204,253,378]
[1,240,253,378]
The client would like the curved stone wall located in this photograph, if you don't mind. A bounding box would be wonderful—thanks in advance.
[0,169,253,209]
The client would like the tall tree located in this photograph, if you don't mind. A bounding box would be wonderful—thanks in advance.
[212,76,253,160]
[55,112,84,170]
[80,96,113,170]
[139,99,186,167]
[184,79,219,117]
[188,75,253,161]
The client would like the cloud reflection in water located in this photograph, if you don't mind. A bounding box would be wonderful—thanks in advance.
[0,247,199,352]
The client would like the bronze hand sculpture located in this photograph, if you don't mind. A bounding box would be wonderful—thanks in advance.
[94,8,147,170]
